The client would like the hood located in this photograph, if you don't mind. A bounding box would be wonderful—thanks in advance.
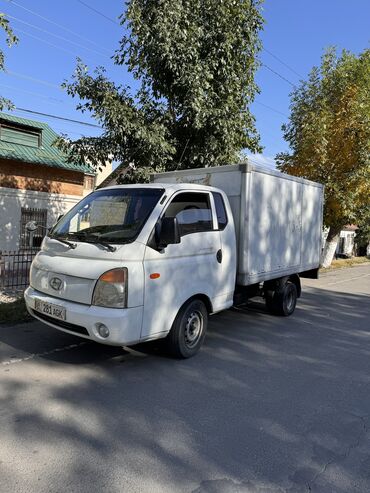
[30,237,145,305]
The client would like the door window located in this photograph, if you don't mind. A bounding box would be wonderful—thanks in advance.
[164,192,213,236]
[212,192,228,230]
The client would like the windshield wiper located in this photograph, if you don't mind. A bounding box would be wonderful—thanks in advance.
[70,232,117,252]
[49,235,77,249]
[88,239,117,252]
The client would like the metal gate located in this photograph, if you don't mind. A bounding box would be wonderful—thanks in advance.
[0,250,39,290]
[20,207,47,249]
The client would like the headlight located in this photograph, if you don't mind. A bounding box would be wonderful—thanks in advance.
[92,268,128,308]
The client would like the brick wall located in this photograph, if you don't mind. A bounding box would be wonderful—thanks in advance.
[0,158,85,196]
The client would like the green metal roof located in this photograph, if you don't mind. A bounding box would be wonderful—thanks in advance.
[0,112,94,174]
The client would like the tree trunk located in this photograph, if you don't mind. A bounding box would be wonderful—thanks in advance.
[321,227,341,268]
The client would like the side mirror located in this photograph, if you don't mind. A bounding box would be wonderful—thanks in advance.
[25,220,38,232]
[157,217,181,249]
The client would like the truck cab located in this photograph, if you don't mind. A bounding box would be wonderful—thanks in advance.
[24,183,237,358]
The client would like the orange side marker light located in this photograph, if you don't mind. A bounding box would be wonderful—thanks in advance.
[150,273,160,279]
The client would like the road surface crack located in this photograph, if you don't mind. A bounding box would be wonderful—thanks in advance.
[306,414,369,492]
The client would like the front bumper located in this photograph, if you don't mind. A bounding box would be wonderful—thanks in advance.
[24,287,143,346]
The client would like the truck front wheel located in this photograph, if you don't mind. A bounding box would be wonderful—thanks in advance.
[265,281,297,316]
[166,299,208,358]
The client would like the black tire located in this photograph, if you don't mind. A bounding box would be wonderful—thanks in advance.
[266,281,297,316]
[166,299,208,358]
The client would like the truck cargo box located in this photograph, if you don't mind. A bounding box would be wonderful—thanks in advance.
[152,163,324,286]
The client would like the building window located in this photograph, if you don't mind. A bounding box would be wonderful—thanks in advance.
[0,123,41,148]
[20,208,48,249]
[84,175,95,190]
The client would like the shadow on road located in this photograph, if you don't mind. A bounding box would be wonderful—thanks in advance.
[1,285,370,492]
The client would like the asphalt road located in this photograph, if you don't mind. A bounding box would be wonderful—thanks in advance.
[1,265,370,493]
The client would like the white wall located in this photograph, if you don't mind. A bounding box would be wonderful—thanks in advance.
[0,186,81,251]
[95,161,113,187]
[336,230,356,256]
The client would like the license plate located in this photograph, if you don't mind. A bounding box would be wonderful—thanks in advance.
[34,299,66,321]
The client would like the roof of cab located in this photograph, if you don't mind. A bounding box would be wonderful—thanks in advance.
[100,182,219,192]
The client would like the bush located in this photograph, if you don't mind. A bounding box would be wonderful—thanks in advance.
[0,297,31,324]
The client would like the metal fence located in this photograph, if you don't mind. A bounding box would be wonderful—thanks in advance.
[0,250,39,291]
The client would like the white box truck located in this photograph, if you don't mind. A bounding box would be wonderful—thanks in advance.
[24,163,323,358]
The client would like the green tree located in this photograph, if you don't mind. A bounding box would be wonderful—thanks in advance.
[276,48,370,267]
[0,13,18,110]
[355,221,370,255]
[57,0,264,181]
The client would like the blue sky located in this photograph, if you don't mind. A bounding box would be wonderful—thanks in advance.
[0,0,369,169]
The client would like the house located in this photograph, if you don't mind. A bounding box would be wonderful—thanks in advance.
[335,225,358,257]
[0,112,107,251]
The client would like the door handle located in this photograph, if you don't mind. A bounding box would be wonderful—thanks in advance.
[216,249,222,263]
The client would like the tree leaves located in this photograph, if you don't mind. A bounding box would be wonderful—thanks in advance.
[277,48,370,233]
[58,0,264,181]
[0,14,18,111]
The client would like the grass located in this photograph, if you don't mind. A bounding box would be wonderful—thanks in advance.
[0,297,31,324]
[320,256,370,272]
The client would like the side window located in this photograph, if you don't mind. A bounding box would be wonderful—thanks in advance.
[212,192,228,230]
[164,192,213,236]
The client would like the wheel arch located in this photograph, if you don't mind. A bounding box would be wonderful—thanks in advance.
[164,293,213,337]
[264,274,301,298]
[185,293,213,314]
[165,293,211,358]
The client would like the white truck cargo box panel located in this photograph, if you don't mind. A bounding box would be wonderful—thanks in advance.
[152,164,324,286]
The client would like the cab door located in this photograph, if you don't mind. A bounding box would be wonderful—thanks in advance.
[211,191,237,307]
[141,190,222,339]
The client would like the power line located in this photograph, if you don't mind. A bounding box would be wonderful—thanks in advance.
[4,78,289,125]
[10,109,89,136]
[262,48,303,78]
[6,69,62,89]
[0,83,65,104]
[3,0,111,54]
[5,76,289,128]
[254,100,288,118]
[5,0,302,93]
[13,27,84,57]
[7,14,109,58]
[10,108,93,136]
[15,107,102,128]
[76,0,120,26]
[261,63,296,87]
[52,128,85,137]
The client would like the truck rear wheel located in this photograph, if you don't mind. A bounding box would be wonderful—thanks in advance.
[166,299,208,358]
[265,281,297,316]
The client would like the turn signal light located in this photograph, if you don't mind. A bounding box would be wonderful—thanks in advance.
[100,269,126,283]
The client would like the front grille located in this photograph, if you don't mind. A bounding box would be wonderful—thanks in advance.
[31,310,89,336]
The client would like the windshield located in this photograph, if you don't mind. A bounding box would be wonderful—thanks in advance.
[50,187,164,245]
